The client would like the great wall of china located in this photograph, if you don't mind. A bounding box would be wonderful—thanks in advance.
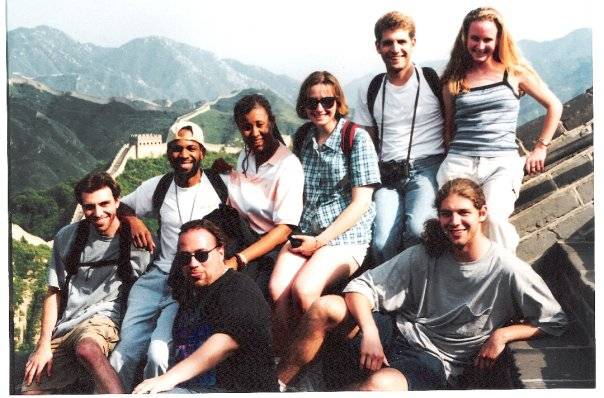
[10,88,595,392]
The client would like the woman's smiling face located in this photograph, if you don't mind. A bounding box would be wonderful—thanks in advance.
[238,105,276,156]
[305,83,338,131]
[466,19,499,64]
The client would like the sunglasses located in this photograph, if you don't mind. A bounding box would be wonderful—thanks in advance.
[175,246,218,266]
[304,96,336,110]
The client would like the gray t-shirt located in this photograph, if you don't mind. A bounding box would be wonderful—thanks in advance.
[344,243,568,378]
[48,222,150,338]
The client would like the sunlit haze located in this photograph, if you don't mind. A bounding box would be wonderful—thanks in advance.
[5,0,595,84]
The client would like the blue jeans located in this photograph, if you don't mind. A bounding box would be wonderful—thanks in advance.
[372,154,443,264]
[109,265,179,392]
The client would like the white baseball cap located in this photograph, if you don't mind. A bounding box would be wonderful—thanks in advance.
[167,120,205,149]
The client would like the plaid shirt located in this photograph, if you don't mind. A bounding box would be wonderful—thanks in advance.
[298,118,380,246]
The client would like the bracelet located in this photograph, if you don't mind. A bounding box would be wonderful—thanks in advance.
[533,137,551,147]
[233,253,247,270]
[314,237,324,249]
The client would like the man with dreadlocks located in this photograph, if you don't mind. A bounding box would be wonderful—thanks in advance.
[276,178,567,391]
[22,172,149,394]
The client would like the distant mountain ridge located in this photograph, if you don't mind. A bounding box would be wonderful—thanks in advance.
[8,25,300,104]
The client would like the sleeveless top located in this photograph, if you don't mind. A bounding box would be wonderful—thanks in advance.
[449,70,521,157]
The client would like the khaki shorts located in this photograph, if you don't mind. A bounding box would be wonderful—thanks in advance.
[21,315,119,393]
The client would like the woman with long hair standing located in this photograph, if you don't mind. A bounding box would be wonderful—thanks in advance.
[437,7,562,252]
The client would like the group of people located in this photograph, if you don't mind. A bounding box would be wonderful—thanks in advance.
[22,7,568,394]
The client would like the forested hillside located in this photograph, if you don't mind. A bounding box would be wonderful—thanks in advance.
[8,81,180,194]
[12,240,51,352]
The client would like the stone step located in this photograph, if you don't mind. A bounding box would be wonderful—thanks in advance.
[507,318,595,389]
[515,145,593,213]
[535,241,595,343]
[513,174,592,237]
[514,201,593,263]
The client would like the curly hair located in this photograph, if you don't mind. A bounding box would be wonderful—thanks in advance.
[167,219,229,304]
[421,178,486,257]
[74,171,120,204]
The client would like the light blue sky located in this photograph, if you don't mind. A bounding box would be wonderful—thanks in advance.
[5,0,595,84]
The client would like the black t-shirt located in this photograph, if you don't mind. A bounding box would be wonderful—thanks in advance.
[172,269,278,392]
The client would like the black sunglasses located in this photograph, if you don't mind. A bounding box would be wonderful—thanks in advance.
[175,246,218,266]
[304,96,336,110]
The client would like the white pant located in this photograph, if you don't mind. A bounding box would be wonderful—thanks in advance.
[436,153,524,253]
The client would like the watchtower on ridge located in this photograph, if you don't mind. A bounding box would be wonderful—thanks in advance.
[129,133,166,159]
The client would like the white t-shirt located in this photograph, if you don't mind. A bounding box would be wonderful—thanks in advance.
[121,173,221,272]
[354,66,445,162]
[226,143,304,234]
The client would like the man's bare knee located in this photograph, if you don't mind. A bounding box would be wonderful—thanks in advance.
[74,338,105,365]
[359,368,408,391]
[306,295,348,330]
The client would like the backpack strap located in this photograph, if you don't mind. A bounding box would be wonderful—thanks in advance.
[366,73,386,150]
[292,122,314,159]
[152,172,175,220]
[421,67,444,112]
[116,223,134,286]
[340,120,358,155]
[65,220,91,276]
[203,168,228,204]
[59,220,133,318]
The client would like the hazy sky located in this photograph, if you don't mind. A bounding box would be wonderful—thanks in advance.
[5,0,595,84]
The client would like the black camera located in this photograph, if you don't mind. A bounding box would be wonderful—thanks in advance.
[379,160,409,188]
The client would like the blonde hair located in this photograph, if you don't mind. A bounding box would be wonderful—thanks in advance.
[441,7,541,95]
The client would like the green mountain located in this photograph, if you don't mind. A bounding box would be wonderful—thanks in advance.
[8,79,302,196]
[8,80,182,194]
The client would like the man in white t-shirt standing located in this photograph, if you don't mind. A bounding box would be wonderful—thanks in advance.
[109,121,222,392]
[353,11,445,264]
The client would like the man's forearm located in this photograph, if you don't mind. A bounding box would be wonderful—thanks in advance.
[117,202,137,218]
[162,333,239,386]
[344,292,377,334]
[37,289,60,346]
[494,322,542,344]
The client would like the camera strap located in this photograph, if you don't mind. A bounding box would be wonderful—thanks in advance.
[379,66,421,172]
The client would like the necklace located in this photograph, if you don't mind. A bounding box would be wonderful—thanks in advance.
[174,181,201,225]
